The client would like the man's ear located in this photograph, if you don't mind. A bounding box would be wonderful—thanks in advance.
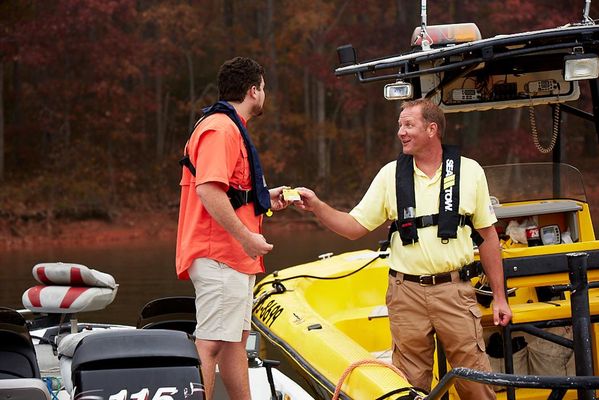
[427,122,438,138]
[251,85,259,97]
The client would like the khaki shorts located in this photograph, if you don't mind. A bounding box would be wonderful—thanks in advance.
[189,258,255,342]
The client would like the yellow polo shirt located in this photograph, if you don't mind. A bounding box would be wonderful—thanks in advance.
[349,157,497,275]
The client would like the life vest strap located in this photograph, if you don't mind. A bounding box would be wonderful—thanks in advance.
[179,155,254,210]
[381,214,483,252]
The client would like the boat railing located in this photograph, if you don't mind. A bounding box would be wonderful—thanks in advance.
[426,367,599,400]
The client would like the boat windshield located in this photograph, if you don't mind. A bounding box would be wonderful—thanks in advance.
[483,163,587,204]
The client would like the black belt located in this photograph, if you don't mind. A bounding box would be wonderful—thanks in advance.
[389,263,479,286]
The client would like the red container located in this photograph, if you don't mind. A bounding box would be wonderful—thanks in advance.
[526,226,543,247]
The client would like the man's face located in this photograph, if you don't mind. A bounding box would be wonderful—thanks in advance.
[397,105,435,156]
[251,77,265,117]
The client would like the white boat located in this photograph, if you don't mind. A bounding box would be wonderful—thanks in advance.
[0,262,313,400]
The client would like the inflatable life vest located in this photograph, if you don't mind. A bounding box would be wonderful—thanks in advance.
[179,101,271,216]
[383,145,483,249]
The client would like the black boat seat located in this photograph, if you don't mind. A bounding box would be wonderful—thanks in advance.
[0,308,41,380]
[0,378,51,400]
[137,296,196,335]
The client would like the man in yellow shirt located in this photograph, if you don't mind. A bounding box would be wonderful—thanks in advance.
[297,99,512,399]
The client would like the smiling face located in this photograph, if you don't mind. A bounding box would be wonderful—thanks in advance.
[397,104,439,157]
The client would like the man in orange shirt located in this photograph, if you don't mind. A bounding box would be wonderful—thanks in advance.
[176,57,289,400]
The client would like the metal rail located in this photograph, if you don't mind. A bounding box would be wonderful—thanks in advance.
[427,367,599,400]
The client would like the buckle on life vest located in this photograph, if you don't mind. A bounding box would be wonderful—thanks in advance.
[419,215,434,228]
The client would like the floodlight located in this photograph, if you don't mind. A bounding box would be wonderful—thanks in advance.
[383,81,413,100]
[564,53,599,81]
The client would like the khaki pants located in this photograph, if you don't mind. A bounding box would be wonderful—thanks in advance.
[386,272,495,400]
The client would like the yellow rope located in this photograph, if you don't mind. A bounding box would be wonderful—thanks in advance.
[332,359,409,400]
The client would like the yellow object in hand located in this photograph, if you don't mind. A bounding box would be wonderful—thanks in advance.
[282,188,301,202]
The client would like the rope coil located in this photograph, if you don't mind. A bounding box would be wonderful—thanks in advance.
[332,359,410,400]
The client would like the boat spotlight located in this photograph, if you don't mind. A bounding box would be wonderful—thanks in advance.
[564,53,599,81]
[383,81,413,100]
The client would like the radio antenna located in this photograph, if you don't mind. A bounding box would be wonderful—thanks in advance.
[583,0,594,24]
[420,0,431,50]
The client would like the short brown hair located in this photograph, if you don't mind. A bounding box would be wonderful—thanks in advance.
[218,57,265,103]
[401,98,446,138]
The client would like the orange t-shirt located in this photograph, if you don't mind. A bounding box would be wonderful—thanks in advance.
[175,113,264,280]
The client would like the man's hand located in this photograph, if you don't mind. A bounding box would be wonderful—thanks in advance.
[294,187,320,212]
[197,182,274,259]
[239,231,273,259]
[477,225,513,326]
[269,186,292,211]
[493,297,512,326]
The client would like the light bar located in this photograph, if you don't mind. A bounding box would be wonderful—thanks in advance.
[411,23,481,48]
[384,81,413,100]
[564,53,599,81]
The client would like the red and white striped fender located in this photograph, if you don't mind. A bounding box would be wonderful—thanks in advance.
[32,262,116,289]
[22,285,118,314]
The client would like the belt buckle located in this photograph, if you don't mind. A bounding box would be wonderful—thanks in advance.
[421,215,434,228]
[419,275,435,286]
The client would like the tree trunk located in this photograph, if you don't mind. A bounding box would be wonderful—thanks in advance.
[316,78,327,180]
[0,62,4,182]
[303,67,311,124]
[364,100,374,162]
[186,51,196,134]
[266,0,280,132]
[223,0,235,57]
[155,74,165,158]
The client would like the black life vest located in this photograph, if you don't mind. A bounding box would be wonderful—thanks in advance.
[179,101,271,216]
[383,145,483,250]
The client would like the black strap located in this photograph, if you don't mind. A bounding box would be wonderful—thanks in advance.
[396,153,418,245]
[227,187,253,210]
[179,114,207,178]
[178,155,196,177]
[437,145,461,241]
[381,214,483,252]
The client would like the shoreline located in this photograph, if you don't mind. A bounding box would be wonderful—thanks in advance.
[0,209,320,251]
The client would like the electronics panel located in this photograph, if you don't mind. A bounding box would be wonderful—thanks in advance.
[436,70,580,113]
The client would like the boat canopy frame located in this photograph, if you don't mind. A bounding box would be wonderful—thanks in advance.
[335,24,599,149]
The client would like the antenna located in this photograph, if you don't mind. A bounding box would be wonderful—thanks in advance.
[583,0,594,24]
[420,0,431,50]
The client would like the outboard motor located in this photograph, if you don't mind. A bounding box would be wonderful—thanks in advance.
[70,329,204,399]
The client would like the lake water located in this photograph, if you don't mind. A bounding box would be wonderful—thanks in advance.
[0,223,387,326]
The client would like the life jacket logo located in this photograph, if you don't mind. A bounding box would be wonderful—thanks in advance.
[443,159,455,211]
